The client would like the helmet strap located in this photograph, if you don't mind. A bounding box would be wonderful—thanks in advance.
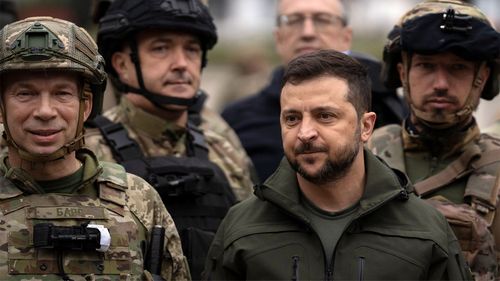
[127,38,199,112]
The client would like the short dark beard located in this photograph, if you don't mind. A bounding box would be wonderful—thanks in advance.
[288,127,361,185]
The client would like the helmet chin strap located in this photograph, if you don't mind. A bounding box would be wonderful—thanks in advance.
[112,76,200,109]
[1,90,88,163]
[403,53,485,130]
[122,39,199,112]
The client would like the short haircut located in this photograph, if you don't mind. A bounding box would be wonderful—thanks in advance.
[283,49,371,117]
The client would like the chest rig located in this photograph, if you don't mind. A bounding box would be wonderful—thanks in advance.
[0,170,144,279]
[91,111,236,280]
[369,124,500,279]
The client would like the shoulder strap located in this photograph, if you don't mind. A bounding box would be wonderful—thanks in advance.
[92,114,210,160]
[413,144,482,196]
[187,90,207,126]
[414,139,500,198]
[90,115,144,162]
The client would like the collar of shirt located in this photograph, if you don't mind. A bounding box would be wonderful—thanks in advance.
[120,97,186,144]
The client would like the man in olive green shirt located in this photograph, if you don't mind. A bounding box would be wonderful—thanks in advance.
[203,49,471,281]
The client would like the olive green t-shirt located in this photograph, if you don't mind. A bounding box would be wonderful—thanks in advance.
[37,165,84,194]
[302,194,358,267]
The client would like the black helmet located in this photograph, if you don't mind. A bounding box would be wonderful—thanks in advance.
[383,0,500,100]
[0,0,18,29]
[98,0,217,72]
[96,0,216,109]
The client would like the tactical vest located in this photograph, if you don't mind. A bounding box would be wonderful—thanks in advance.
[91,115,236,280]
[368,124,500,280]
[0,163,146,280]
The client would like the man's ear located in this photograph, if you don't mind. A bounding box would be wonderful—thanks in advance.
[474,64,491,89]
[360,111,376,143]
[397,62,407,86]
[82,91,93,122]
[111,51,133,82]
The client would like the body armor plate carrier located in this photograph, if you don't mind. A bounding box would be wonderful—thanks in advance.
[91,114,236,280]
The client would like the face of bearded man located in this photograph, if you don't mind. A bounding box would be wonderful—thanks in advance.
[280,76,366,186]
[288,124,361,185]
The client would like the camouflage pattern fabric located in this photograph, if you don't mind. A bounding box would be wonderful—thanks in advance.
[85,97,254,201]
[367,122,500,280]
[0,16,106,85]
[427,196,497,281]
[0,149,190,280]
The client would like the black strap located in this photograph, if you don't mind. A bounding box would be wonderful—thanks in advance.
[186,121,209,159]
[91,116,143,162]
[382,94,408,122]
[123,38,199,109]
[91,115,210,161]
[188,91,207,126]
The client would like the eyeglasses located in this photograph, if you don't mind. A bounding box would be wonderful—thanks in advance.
[277,13,347,32]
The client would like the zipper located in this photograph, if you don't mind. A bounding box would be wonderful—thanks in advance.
[291,255,300,281]
[327,190,402,281]
[358,256,365,281]
[326,268,333,281]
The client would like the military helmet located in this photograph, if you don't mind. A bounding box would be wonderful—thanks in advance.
[0,17,107,162]
[97,0,217,72]
[383,0,500,100]
[0,16,107,119]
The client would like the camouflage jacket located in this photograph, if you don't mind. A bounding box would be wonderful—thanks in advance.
[84,97,254,201]
[0,149,190,280]
[367,122,500,280]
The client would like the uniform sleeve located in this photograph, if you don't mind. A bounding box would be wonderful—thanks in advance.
[126,173,191,280]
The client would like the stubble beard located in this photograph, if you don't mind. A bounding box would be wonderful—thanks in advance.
[288,127,361,185]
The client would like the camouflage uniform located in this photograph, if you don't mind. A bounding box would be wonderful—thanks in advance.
[368,1,500,280]
[368,122,500,280]
[85,97,254,201]
[0,17,189,280]
[0,149,190,280]
[93,1,254,279]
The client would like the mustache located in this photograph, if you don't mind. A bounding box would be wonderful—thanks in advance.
[294,142,328,154]
[163,71,192,85]
[422,91,459,105]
